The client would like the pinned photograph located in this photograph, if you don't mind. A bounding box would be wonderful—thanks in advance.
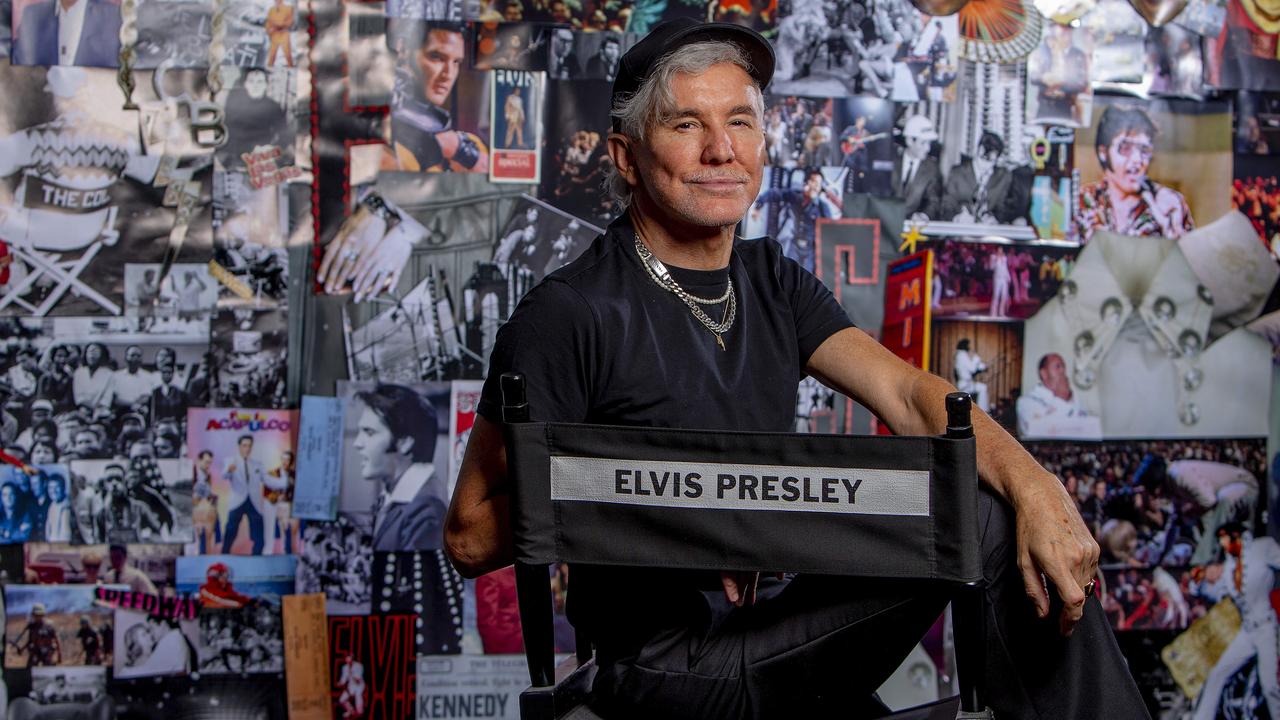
[10,0,121,66]
[371,551,464,654]
[223,0,305,68]
[0,65,213,317]
[930,320,1024,432]
[212,177,292,306]
[540,79,619,226]
[741,166,845,274]
[113,609,199,678]
[0,465,71,544]
[208,308,289,408]
[69,458,191,544]
[489,70,543,184]
[1205,0,1280,90]
[1099,567,1214,631]
[24,543,175,593]
[449,380,482,500]
[176,554,298,607]
[329,614,417,720]
[387,0,463,19]
[763,95,896,196]
[1025,23,1093,128]
[384,20,491,174]
[1071,97,1232,244]
[344,274,470,385]
[186,408,299,555]
[1027,438,1265,567]
[132,0,213,68]
[1233,154,1280,245]
[486,0,628,28]
[568,30,634,81]
[214,66,300,177]
[1173,0,1226,35]
[1025,127,1075,240]
[1234,91,1280,155]
[492,194,602,284]
[295,512,373,615]
[3,584,120,667]
[1144,25,1205,99]
[7,667,112,719]
[924,238,1077,321]
[771,0,959,101]
[472,22,551,71]
[1080,0,1148,85]
[124,264,218,320]
[336,381,449,552]
[196,604,284,674]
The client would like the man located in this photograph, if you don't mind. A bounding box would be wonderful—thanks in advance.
[445,19,1145,718]
[893,113,944,221]
[134,269,161,310]
[1074,104,1194,243]
[502,86,526,148]
[952,338,990,412]
[12,0,121,66]
[548,27,578,80]
[199,562,253,608]
[351,384,446,552]
[1031,23,1089,125]
[16,399,55,452]
[101,544,158,595]
[1189,523,1280,720]
[7,347,41,401]
[750,168,841,273]
[13,604,61,667]
[222,434,267,554]
[838,116,878,193]
[445,18,1146,717]
[264,0,295,67]
[582,34,623,81]
[150,365,189,424]
[43,471,71,542]
[941,131,1024,225]
[384,22,489,173]
[77,615,102,665]
[111,346,159,412]
[1016,352,1100,438]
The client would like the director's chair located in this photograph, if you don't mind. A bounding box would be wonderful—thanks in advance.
[500,372,994,720]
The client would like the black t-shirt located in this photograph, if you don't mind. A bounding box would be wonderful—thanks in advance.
[478,214,854,654]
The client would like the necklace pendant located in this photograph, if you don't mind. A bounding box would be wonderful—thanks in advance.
[716,334,726,351]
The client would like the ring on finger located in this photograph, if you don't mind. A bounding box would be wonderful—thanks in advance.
[1082,578,1097,598]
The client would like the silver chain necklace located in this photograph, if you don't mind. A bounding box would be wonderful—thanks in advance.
[634,234,736,351]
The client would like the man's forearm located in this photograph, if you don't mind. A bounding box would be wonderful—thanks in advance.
[444,494,513,578]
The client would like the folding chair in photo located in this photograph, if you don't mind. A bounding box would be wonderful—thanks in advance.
[500,372,993,720]
[0,230,121,316]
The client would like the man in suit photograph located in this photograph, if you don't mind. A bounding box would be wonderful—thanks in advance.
[222,434,267,554]
[13,0,121,67]
[941,130,1027,225]
[893,113,943,222]
[352,384,445,551]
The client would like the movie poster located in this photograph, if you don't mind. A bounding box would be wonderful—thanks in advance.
[489,70,543,184]
[185,408,299,555]
[329,614,417,720]
[3,584,121,667]
[336,381,449,552]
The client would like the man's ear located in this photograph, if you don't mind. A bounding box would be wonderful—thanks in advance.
[395,435,415,458]
[607,132,639,189]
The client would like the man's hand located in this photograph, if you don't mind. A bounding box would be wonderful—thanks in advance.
[1012,473,1100,636]
[318,204,420,301]
[720,570,760,607]
[1150,186,1186,236]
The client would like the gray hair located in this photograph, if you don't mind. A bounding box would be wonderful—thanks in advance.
[604,39,765,207]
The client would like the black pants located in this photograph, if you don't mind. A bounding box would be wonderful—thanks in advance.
[590,487,1150,720]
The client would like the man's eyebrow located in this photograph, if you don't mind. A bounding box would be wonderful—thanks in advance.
[668,106,760,120]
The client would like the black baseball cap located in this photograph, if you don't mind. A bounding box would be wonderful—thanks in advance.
[611,18,775,129]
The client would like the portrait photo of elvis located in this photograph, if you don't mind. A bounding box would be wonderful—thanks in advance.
[1028,23,1091,127]
[384,21,490,174]
[1074,104,1195,244]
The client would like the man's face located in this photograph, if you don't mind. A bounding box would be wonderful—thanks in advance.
[601,40,620,64]
[352,407,397,482]
[125,347,143,370]
[47,479,64,502]
[1102,130,1153,195]
[1037,353,1070,400]
[31,408,50,424]
[417,30,465,107]
[238,437,253,458]
[161,367,174,385]
[552,30,572,58]
[74,431,96,455]
[804,173,822,199]
[905,131,931,161]
[627,62,765,230]
[198,453,213,471]
[245,71,269,99]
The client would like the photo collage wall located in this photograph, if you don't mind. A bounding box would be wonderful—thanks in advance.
[0,0,1278,713]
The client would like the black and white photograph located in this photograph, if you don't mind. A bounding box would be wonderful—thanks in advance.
[6,667,112,720]
[568,30,634,80]
[924,238,1077,321]
[124,264,218,320]
[371,550,465,655]
[212,176,292,306]
[384,19,492,174]
[214,66,299,175]
[295,511,374,615]
[208,308,288,409]
[344,274,469,385]
[131,0,214,68]
[771,0,959,101]
[108,675,287,720]
[1021,234,1270,439]
[930,320,1024,431]
[11,0,120,67]
[491,194,602,283]
[0,65,214,318]
[386,0,463,19]
[1025,22,1093,128]
[0,465,71,544]
[223,0,306,68]
[1172,0,1226,35]
[472,22,551,71]
[336,381,450,552]
[113,609,199,678]
[539,79,619,226]
[69,458,191,544]
[196,604,285,675]
[348,2,394,107]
